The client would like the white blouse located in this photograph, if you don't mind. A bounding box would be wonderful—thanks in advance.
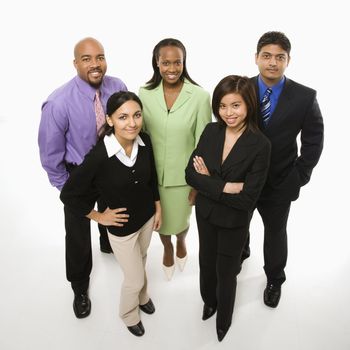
[104,133,145,167]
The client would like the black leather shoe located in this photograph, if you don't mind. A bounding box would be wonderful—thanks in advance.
[217,327,229,342]
[127,321,145,337]
[73,293,91,318]
[138,321,145,333]
[140,298,155,314]
[202,304,217,320]
[263,283,281,308]
[100,245,113,254]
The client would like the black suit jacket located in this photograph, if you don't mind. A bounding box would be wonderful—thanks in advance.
[251,76,324,202]
[185,123,271,228]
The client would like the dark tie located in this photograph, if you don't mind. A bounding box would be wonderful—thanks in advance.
[260,88,272,126]
[94,90,105,135]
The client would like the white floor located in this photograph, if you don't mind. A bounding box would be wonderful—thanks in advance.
[1,0,349,348]
[1,118,349,350]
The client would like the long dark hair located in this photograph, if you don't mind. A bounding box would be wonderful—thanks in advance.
[212,75,259,132]
[98,91,143,139]
[145,38,198,90]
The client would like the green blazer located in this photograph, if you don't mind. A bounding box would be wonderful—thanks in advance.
[139,79,212,187]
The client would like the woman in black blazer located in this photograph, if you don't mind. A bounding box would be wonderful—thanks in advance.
[60,92,161,337]
[185,75,271,342]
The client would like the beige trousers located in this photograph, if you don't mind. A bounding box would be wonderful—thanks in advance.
[108,215,154,326]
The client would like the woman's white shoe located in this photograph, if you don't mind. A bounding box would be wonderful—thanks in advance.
[176,255,188,272]
[162,264,175,281]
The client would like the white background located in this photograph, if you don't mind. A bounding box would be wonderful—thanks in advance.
[0,1,349,349]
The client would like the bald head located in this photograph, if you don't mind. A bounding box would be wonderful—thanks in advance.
[74,37,104,59]
[73,37,107,88]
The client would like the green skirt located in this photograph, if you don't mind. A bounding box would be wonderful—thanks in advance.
[158,185,192,235]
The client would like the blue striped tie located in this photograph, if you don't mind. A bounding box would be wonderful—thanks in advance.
[261,88,272,126]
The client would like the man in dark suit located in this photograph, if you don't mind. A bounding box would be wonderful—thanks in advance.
[243,31,324,308]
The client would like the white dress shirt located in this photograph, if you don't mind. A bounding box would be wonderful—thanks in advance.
[104,133,145,167]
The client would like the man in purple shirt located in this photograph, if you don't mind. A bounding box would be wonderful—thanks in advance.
[38,37,127,318]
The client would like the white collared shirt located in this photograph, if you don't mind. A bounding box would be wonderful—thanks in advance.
[103,133,145,167]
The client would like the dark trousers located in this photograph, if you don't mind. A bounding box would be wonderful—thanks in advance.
[196,209,248,331]
[96,200,110,251]
[64,200,110,295]
[243,200,291,286]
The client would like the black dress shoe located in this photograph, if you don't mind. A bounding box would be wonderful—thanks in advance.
[140,298,155,314]
[202,304,217,320]
[100,245,113,254]
[263,283,281,308]
[138,321,145,333]
[217,327,229,342]
[73,293,91,318]
[127,321,145,337]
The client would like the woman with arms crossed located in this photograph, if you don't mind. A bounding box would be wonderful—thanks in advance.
[186,75,271,342]
[60,91,161,337]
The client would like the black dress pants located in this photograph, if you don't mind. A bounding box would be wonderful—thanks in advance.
[64,205,91,294]
[64,163,111,294]
[257,200,291,286]
[196,209,248,331]
[64,200,111,295]
[243,200,291,286]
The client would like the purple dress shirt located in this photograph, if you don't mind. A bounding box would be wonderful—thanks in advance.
[38,75,127,190]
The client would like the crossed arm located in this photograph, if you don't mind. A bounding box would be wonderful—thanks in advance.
[192,155,244,194]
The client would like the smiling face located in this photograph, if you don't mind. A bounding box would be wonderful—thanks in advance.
[73,38,107,88]
[157,45,184,87]
[106,100,142,146]
[255,44,290,86]
[219,93,248,130]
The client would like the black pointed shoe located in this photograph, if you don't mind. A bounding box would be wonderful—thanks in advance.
[217,327,229,342]
[73,293,91,319]
[202,304,217,320]
[140,298,155,314]
[127,321,145,337]
[263,283,281,308]
[100,245,113,254]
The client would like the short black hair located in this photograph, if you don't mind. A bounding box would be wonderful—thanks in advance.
[257,31,291,55]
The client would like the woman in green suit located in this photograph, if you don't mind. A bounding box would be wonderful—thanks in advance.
[139,38,211,280]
